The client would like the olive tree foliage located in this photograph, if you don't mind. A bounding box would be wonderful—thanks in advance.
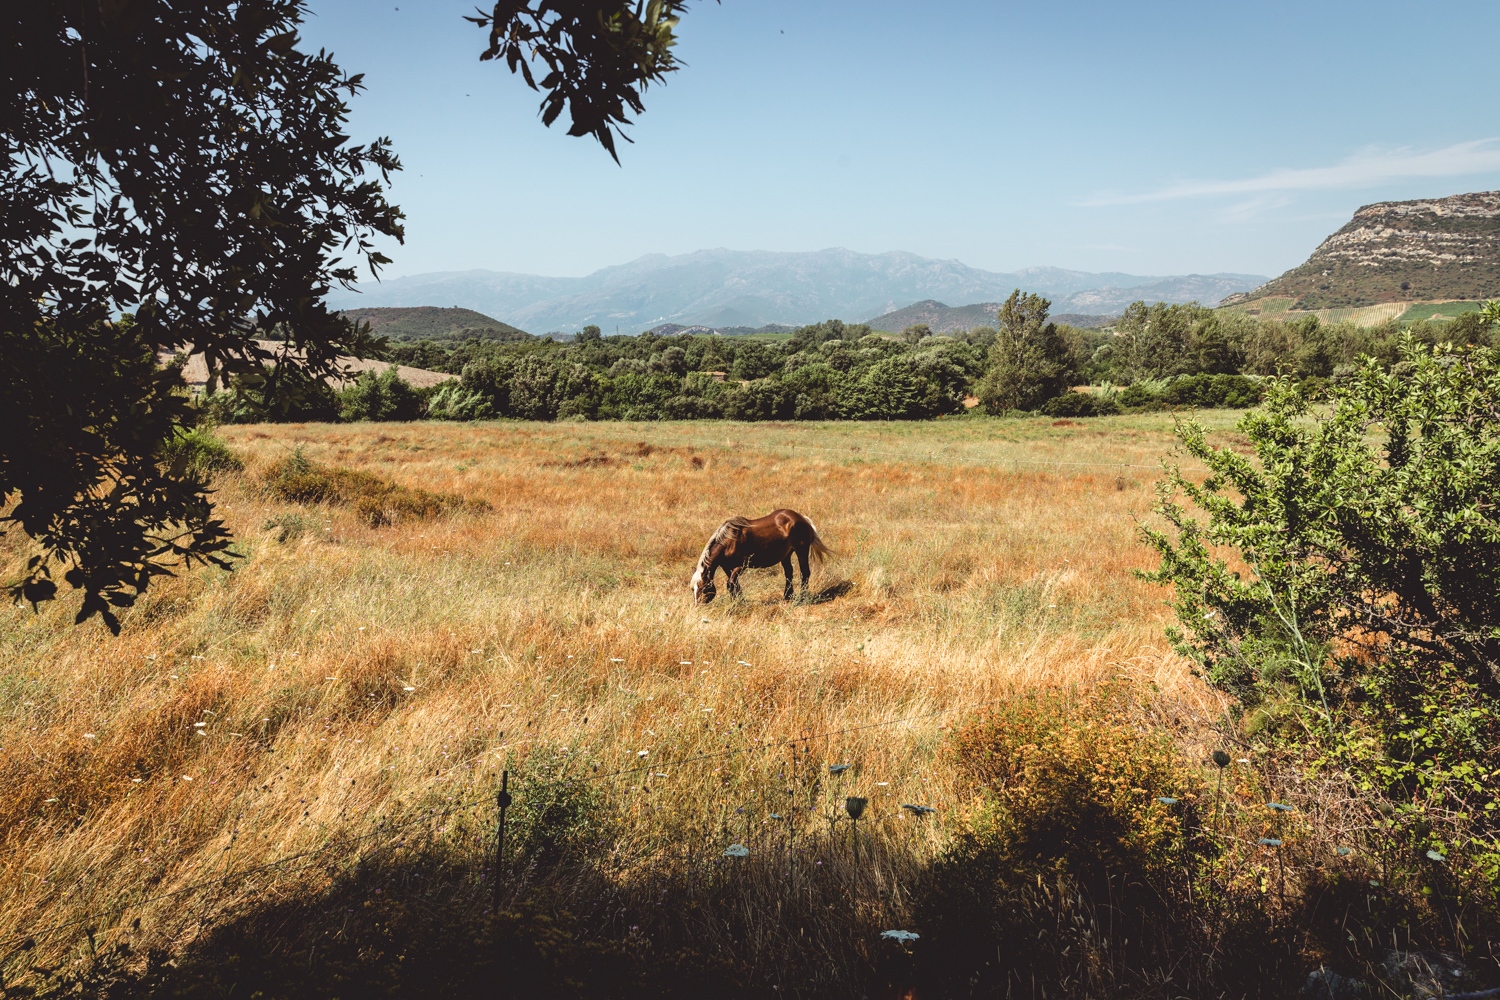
[1142,338,1500,710]
[2,1,697,631]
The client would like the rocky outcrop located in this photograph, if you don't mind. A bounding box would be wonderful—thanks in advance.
[1240,191,1500,309]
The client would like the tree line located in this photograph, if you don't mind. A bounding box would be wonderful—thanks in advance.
[209,291,1500,424]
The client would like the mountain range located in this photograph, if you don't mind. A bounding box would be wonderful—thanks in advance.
[327,248,1265,333]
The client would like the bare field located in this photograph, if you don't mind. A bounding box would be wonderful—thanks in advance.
[0,413,1240,981]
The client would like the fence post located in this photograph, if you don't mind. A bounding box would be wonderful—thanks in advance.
[493,770,511,910]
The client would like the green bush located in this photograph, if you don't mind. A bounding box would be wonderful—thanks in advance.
[159,426,243,478]
[201,364,341,424]
[1142,337,1500,933]
[1117,373,1263,410]
[338,365,425,421]
[426,382,494,421]
[1040,390,1121,417]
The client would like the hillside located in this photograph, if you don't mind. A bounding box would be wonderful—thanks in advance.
[865,300,1116,333]
[1227,191,1500,310]
[338,306,529,341]
[326,249,1264,332]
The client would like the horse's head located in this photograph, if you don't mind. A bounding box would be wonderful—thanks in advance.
[691,563,716,604]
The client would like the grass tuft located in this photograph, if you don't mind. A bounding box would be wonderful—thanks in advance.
[263,449,490,526]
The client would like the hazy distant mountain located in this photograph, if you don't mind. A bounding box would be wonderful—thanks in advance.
[327,248,1264,332]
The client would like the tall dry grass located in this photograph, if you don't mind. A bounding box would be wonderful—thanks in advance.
[0,413,1242,993]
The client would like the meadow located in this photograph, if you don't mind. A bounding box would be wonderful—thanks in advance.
[1,412,1276,996]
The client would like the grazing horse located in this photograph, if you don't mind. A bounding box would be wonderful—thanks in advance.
[691,509,830,604]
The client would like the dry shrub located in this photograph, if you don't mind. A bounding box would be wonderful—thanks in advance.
[916,685,1296,1000]
[263,450,489,526]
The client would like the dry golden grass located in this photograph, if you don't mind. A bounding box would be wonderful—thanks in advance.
[0,412,1243,984]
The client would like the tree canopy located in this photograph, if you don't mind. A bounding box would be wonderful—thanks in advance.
[1,1,697,631]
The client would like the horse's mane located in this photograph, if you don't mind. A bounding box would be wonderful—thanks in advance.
[692,516,750,586]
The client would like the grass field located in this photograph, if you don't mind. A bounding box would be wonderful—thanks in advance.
[0,413,1250,994]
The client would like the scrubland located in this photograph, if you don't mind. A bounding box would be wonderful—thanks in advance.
[1,412,1353,998]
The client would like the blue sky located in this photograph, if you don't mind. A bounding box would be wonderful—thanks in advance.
[301,1,1500,280]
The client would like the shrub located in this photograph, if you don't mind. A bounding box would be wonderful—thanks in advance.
[426,382,494,421]
[201,365,341,424]
[1039,390,1121,417]
[1142,337,1500,943]
[914,686,1297,998]
[263,451,489,526]
[1117,374,1263,410]
[159,426,243,479]
[338,365,425,421]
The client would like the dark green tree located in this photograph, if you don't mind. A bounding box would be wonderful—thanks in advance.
[975,290,1074,413]
[3,0,697,630]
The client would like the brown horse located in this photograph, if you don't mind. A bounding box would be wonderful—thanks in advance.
[691,509,830,604]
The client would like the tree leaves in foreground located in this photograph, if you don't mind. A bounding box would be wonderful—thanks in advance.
[3,1,697,632]
[2,1,405,631]
[468,1,696,162]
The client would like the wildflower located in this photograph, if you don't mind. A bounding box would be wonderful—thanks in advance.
[724,844,749,858]
[829,763,851,775]
[1212,751,1231,768]
[1335,847,1352,856]
[902,804,936,816]
[737,660,751,666]
[1426,850,1446,862]
[1258,837,1281,847]
[845,797,868,820]
[193,722,207,728]
[679,661,692,665]
[637,750,649,757]
[403,687,416,692]
[83,733,96,740]
[1157,796,1178,806]
[610,657,624,662]
[1267,802,1294,812]
[881,930,919,942]
[769,813,783,820]
[181,775,194,782]
[1237,758,1251,764]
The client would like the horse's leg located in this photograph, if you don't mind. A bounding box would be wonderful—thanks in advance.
[781,555,794,601]
[728,565,745,600]
[796,545,812,597]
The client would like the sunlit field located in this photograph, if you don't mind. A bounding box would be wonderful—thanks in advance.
[0,412,1244,994]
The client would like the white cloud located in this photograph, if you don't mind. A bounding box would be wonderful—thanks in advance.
[1085,140,1500,206]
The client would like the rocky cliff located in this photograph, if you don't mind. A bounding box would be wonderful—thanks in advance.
[1227,191,1500,309]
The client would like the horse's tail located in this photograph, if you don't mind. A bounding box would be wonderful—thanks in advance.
[806,518,832,563]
